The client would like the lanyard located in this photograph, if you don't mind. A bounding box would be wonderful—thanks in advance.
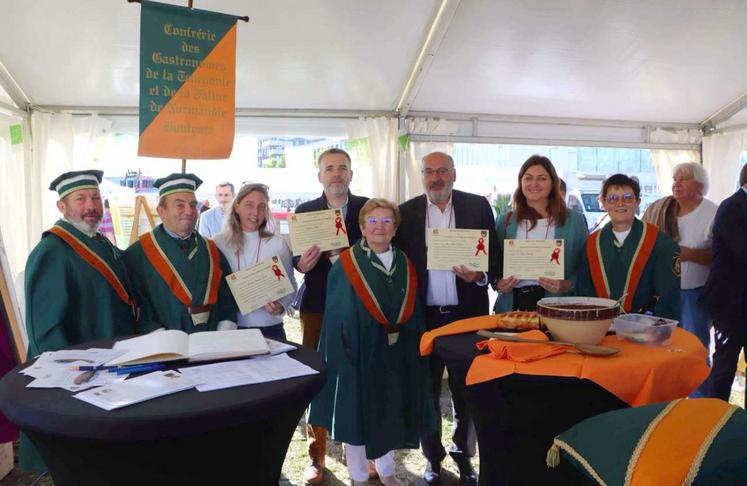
[236,236,261,270]
[425,202,454,230]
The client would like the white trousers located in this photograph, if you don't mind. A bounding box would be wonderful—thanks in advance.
[344,444,395,482]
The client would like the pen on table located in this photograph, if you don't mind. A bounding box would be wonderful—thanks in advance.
[72,365,117,371]
[73,370,98,385]
[113,363,167,375]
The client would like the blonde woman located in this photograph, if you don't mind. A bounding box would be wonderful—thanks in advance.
[214,183,296,340]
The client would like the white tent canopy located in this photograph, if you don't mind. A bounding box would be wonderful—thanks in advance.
[2,0,747,138]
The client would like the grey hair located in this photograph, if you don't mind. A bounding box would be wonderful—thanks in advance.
[673,162,709,195]
[222,183,273,253]
[420,151,454,169]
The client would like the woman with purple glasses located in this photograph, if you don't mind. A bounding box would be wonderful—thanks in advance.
[309,198,434,486]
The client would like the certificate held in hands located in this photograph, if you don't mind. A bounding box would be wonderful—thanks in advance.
[225,256,295,315]
[427,228,489,271]
[503,239,565,280]
[288,208,350,256]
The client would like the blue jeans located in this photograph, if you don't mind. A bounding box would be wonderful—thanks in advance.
[681,287,712,397]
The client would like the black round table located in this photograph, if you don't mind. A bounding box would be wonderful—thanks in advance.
[434,332,628,486]
[0,339,326,486]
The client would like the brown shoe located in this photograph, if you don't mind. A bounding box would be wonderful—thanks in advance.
[368,460,379,479]
[304,461,324,485]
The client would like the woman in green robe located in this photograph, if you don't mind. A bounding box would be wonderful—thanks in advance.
[309,198,434,486]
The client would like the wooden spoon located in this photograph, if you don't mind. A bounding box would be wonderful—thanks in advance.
[477,330,619,356]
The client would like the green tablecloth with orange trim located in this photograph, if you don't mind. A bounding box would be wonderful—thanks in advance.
[420,315,709,406]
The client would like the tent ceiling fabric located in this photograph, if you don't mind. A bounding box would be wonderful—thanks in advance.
[0,0,436,111]
[413,0,747,124]
[1,0,746,126]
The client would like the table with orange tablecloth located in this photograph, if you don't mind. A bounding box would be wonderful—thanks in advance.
[421,316,710,486]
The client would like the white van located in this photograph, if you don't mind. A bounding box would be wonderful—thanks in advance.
[566,189,607,231]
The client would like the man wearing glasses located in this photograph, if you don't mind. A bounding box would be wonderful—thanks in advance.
[578,173,680,320]
[395,151,499,486]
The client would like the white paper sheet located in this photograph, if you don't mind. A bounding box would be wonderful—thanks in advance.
[178,354,318,392]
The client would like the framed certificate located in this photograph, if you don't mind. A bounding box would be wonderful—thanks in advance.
[288,208,350,256]
[503,239,564,280]
[426,228,489,271]
[225,256,295,315]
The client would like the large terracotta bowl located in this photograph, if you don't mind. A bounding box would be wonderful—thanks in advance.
[537,297,620,345]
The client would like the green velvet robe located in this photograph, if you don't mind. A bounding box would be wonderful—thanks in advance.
[25,219,137,357]
[22,219,137,472]
[124,225,236,333]
[577,219,681,320]
[308,240,435,459]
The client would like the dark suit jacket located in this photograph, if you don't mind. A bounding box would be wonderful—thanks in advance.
[703,188,747,320]
[293,191,369,313]
[394,189,500,318]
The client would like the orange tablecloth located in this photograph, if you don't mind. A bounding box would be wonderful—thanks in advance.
[420,315,709,407]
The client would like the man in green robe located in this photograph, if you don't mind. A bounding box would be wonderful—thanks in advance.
[22,169,138,472]
[577,174,680,320]
[124,173,236,333]
[309,201,435,483]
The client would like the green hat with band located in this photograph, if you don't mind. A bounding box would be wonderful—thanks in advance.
[49,170,103,199]
[154,173,203,198]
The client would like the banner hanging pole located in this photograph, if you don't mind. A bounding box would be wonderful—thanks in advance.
[127,0,250,22]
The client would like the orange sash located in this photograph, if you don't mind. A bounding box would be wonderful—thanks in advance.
[140,232,222,308]
[339,248,417,329]
[586,222,658,312]
[628,399,738,485]
[49,226,134,307]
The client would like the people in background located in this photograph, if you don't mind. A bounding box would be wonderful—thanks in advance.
[309,198,433,486]
[643,162,717,396]
[703,164,747,402]
[292,148,369,485]
[559,178,589,229]
[495,156,588,312]
[198,181,235,238]
[578,173,680,320]
[214,183,296,340]
[124,173,237,333]
[22,169,138,472]
[394,151,499,486]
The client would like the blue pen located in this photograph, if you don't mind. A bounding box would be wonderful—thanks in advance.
[114,363,167,375]
[75,365,117,371]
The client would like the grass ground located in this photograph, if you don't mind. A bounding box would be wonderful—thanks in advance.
[2,315,744,485]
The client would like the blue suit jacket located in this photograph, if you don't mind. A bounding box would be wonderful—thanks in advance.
[703,188,747,320]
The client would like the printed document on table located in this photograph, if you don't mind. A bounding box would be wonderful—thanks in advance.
[178,353,318,392]
[73,370,196,411]
[22,348,127,378]
[26,362,127,392]
[427,228,489,271]
[503,239,565,280]
[225,256,295,315]
[288,208,350,256]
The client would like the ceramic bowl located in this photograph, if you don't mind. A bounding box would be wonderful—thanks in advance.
[537,297,620,345]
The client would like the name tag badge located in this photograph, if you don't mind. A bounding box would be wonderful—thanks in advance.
[387,332,399,346]
[191,311,210,326]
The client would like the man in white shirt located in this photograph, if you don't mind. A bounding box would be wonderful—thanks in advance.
[643,162,717,396]
[395,152,499,486]
[197,181,235,238]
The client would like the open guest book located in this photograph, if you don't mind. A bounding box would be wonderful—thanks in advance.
[106,329,270,366]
